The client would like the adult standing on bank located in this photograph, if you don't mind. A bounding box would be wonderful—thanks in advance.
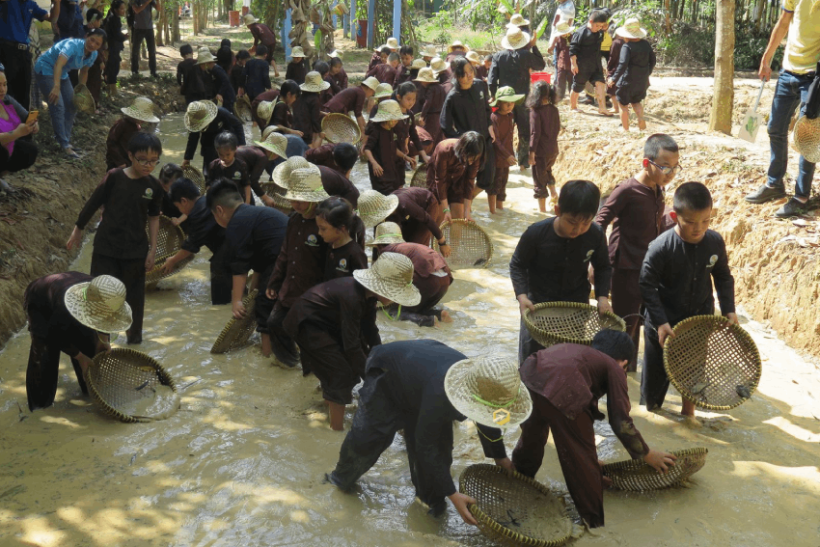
[488,25,545,169]
[0,0,56,110]
[0,64,39,193]
[34,29,105,158]
[129,0,158,77]
[745,0,820,218]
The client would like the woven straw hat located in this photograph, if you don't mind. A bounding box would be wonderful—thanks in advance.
[444,355,533,429]
[375,37,399,52]
[321,113,362,144]
[243,13,258,24]
[353,252,421,306]
[413,67,437,83]
[506,13,530,28]
[72,84,95,114]
[328,49,344,59]
[615,17,648,39]
[420,44,438,58]
[357,189,399,227]
[196,49,216,65]
[184,100,218,132]
[254,131,288,158]
[366,221,405,246]
[465,51,481,63]
[272,155,312,187]
[261,124,281,141]
[411,59,427,69]
[490,86,525,107]
[281,166,330,202]
[502,27,532,50]
[792,115,820,163]
[361,76,381,91]
[448,40,469,53]
[430,57,450,74]
[374,82,394,99]
[300,71,331,92]
[370,100,408,123]
[120,98,159,123]
[554,21,575,36]
[64,275,133,334]
[290,46,306,58]
[256,100,275,126]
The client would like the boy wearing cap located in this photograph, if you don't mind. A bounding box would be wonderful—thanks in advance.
[207,179,288,357]
[164,178,231,305]
[510,180,613,365]
[328,339,522,524]
[68,133,164,345]
[608,18,655,132]
[569,10,612,116]
[285,253,418,430]
[106,97,160,170]
[182,100,246,176]
[368,224,454,327]
[513,330,677,528]
[285,46,308,85]
[23,273,129,411]
[364,100,410,195]
[293,71,330,148]
[489,87,523,213]
[265,163,329,367]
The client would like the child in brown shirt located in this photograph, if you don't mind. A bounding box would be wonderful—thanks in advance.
[364,100,412,196]
[527,81,561,213]
[414,67,446,147]
[489,87,523,213]
[547,22,573,102]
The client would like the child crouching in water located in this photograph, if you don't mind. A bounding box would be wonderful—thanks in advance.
[527,81,561,213]
[489,86,524,213]
[315,197,367,281]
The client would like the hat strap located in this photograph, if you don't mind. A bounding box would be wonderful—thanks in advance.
[471,385,520,409]
[477,427,503,442]
[83,286,88,301]
[381,304,401,321]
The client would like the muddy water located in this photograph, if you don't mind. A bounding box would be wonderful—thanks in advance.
[1,114,819,547]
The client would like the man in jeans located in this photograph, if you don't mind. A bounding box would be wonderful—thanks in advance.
[746,0,819,218]
[129,0,158,77]
[0,0,55,110]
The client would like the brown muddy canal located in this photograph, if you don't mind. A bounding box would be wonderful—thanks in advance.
[1,114,819,547]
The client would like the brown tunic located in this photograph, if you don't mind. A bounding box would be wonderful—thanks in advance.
[105,117,140,170]
[285,59,308,85]
[365,122,401,195]
[393,64,412,87]
[555,35,571,71]
[491,110,515,168]
[366,63,398,85]
[367,52,383,71]
[426,138,480,205]
[420,82,446,145]
[268,214,327,307]
[318,165,360,208]
[322,86,366,118]
[235,145,270,198]
[292,92,323,143]
[251,88,280,129]
[381,242,452,315]
[330,67,349,90]
[386,187,443,244]
[529,103,560,159]
[307,144,341,173]
[271,101,293,130]
[323,240,368,281]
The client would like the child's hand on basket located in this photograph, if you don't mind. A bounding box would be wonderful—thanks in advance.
[725,312,738,326]
[517,294,536,316]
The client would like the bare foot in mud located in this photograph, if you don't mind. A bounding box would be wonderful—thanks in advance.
[440,310,453,323]
[638,119,647,131]
[683,415,703,429]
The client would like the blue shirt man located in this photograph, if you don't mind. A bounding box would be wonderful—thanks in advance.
[0,0,49,44]
[0,0,52,109]
[35,38,97,78]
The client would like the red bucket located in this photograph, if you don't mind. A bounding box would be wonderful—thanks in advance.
[530,72,552,84]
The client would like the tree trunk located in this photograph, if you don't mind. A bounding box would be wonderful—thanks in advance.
[709,0,735,134]
[172,6,180,42]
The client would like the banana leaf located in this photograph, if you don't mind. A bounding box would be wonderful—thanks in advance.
[498,0,515,16]
[535,16,550,40]
[314,28,322,52]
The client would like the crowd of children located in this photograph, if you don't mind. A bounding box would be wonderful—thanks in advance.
[20,11,741,535]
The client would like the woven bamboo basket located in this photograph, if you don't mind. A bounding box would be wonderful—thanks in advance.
[523,302,626,349]
[145,215,186,260]
[234,94,254,123]
[211,289,259,354]
[792,115,820,164]
[409,164,428,188]
[602,447,709,491]
[182,165,207,193]
[145,254,194,285]
[663,315,761,410]
[72,84,95,114]
[260,182,294,215]
[87,348,179,423]
[322,113,362,144]
[460,464,572,547]
[431,220,493,269]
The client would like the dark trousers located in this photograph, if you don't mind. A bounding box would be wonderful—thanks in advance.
[532,151,558,199]
[640,318,667,410]
[0,139,38,174]
[26,332,95,411]
[90,253,146,344]
[209,244,232,305]
[267,302,300,366]
[87,60,103,104]
[106,47,123,85]
[475,135,496,191]
[131,28,157,76]
[254,264,276,333]
[201,144,218,177]
[294,324,360,404]
[610,268,641,371]
[329,368,450,516]
[555,68,572,102]
[389,273,451,327]
[489,165,509,201]
[0,42,33,110]
[512,102,530,167]
[518,316,545,367]
[512,394,605,528]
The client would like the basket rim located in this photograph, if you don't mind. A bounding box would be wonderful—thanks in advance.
[522,301,627,346]
[321,113,362,144]
[460,463,572,547]
[663,315,761,411]
[601,447,708,491]
[87,348,178,423]
[145,253,194,284]
[432,219,494,269]
[210,289,259,354]
[601,447,708,474]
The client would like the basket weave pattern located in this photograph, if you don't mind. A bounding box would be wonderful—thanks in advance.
[260,182,294,215]
[182,165,207,193]
[523,302,626,348]
[234,95,253,123]
[145,254,194,285]
[602,447,708,491]
[210,289,259,354]
[460,464,572,547]
[432,220,493,270]
[409,165,427,188]
[87,348,178,423]
[663,315,761,410]
[321,113,362,144]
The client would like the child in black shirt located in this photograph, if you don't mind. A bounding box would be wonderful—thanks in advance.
[568,9,612,116]
[639,182,736,422]
[510,180,612,365]
[208,131,251,203]
[608,18,656,132]
[242,46,272,100]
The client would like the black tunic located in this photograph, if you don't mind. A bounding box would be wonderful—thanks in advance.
[184,107,246,162]
[223,204,288,276]
[440,79,492,139]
